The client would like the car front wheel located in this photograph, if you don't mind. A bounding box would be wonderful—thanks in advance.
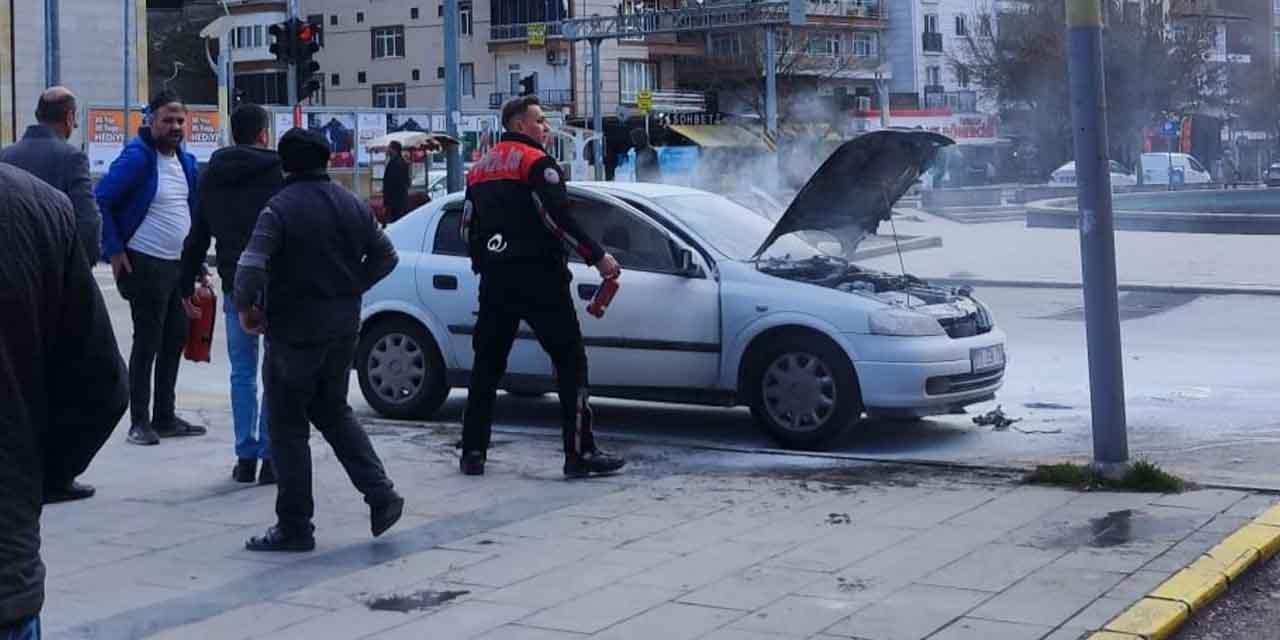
[747,334,863,450]
[357,317,449,420]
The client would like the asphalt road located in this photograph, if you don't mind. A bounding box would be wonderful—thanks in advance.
[1174,554,1280,640]
[97,265,1280,489]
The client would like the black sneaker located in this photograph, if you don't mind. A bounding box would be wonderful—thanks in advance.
[257,460,276,485]
[127,423,160,446]
[460,451,486,476]
[44,480,96,504]
[245,526,315,552]
[564,449,626,479]
[371,494,405,537]
[233,458,257,483]
[154,416,207,438]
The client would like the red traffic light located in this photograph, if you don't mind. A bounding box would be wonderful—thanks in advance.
[298,24,313,42]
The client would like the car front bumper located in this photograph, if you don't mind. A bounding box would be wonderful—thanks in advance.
[844,328,1007,415]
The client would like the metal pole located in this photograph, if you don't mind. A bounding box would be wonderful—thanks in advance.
[44,0,58,86]
[1066,0,1128,475]
[218,35,230,146]
[590,39,603,181]
[287,0,299,106]
[123,0,131,140]
[764,27,777,135]
[443,0,463,192]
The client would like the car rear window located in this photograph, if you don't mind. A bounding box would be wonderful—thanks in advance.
[433,206,466,256]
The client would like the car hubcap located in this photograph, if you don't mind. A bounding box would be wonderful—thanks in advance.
[762,352,837,433]
[368,333,427,405]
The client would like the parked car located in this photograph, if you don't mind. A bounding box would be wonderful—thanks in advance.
[356,130,1007,449]
[1265,163,1280,188]
[1138,152,1212,186]
[1049,161,1137,187]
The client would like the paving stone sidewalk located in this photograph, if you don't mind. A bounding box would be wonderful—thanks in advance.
[38,410,1275,640]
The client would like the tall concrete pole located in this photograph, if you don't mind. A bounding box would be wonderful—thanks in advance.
[1066,0,1128,475]
[590,38,603,181]
[287,0,299,106]
[764,27,777,135]
[443,0,463,192]
[123,0,131,138]
[44,0,58,86]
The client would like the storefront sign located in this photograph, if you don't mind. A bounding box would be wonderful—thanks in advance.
[87,106,221,173]
[662,112,723,126]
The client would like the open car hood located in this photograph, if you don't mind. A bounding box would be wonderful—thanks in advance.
[752,129,954,259]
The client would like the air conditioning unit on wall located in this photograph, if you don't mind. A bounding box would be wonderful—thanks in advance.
[546,49,568,65]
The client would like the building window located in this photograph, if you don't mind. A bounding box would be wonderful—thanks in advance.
[852,31,877,57]
[437,66,445,79]
[234,72,288,105]
[330,73,340,86]
[439,5,444,17]
[619,60,657,104]
[710,33,740,57]
[926,66,942,86]
[356,11,365,23]
[411,7,420,19]
[372,26,406,59]
[806,32,842,57]
[232,25,264,49]
[954,14,967,36]
[460,63,475,97]
[460,2,473,36]
[619,0,647,42]
[358,71,367,84]
[956,65,970,88]
[1274,30,1280,57]
[412,69,421,81]
[330,14,338,26]
[373,84,407,108]
[924,14,939,33]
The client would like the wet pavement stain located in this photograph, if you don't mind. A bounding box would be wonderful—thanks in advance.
[1039,509,1203,549]
[365,590,470,613]
[1024,402,1075,411]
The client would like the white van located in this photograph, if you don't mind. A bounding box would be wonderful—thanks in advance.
[1139,152,1212,186]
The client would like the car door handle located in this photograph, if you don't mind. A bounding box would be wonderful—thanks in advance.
[433,275,458,290]
[577,283,598,300]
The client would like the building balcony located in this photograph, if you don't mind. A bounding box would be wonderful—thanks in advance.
[489,21,564,43]
[490,88,575,109]
[922,32,943,53]
[806,0,887,25]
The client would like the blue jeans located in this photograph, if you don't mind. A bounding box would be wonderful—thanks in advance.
[225,294,270,460]
[2,617,39,640]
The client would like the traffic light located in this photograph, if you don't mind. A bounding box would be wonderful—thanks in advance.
[268,21,294,62]
[517,74,536,97]
[295,22,323,103]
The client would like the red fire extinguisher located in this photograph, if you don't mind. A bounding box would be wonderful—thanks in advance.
[184,283,218,362]
[587,276,620,319]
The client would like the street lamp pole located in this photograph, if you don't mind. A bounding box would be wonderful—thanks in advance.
[44,0,59,86]
[443,0,463,192]
[123,0,131,141]
[1066,0,1129,475]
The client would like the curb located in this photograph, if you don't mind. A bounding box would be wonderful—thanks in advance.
[923,277,1280,298]
[1089,506,1280,640]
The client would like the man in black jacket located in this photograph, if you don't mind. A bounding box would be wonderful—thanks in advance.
[459,95,624,478]
[381,140,411,225]
[181,103,283,485]
[234,128,404,552]
[0,165,128,638]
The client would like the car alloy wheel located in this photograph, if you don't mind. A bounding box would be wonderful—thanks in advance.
[368,333,427,406]
[762,352,837,433]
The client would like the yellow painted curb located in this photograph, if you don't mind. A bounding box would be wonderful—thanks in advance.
[1195,547,1257,582]
[1252,504,1280,528]
[1104,598,1189,639]
[1149,567,1227,612]
[1087,632,1143,640]
[1216,523,1280,561]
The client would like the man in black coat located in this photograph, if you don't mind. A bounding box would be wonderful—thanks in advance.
[631,128,662,184]
[234,128,404,552]
[180,103,284,486]
[0,164,128,637]
[381,140,412,225]
[0,87,101,267]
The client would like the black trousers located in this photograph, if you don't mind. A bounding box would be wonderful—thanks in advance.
[117,250,187,427]
[265,336,397,536]
[462,263,596,457]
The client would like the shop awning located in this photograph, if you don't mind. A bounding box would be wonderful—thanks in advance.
[668,124,769,150]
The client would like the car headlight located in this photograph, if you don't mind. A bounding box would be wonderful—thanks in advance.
[869,308,946,336]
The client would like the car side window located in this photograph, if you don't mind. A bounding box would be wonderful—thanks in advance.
[433,205,467,256]
[565,196,678,273]
[1188,157,1205,173]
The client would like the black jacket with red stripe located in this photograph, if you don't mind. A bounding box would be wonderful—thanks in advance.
[462,132,603,275]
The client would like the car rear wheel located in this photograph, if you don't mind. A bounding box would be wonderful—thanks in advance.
[357,317,449,420]
[747,334,862,450]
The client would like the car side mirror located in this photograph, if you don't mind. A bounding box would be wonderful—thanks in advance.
[675,247,701,278]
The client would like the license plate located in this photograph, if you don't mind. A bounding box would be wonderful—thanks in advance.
[971,345,1005,373]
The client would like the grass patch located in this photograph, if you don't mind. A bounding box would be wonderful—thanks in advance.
[1025,460,1186,493]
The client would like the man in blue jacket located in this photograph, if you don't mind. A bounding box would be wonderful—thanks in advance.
[96,90,207,446]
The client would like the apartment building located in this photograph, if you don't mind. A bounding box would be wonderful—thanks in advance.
[0,0,149,147]
[883,0,991,114]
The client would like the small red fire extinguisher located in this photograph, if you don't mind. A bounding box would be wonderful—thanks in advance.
[587,276,620,319]
[184,283,218,362]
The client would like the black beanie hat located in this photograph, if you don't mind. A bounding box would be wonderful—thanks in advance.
[279,127,331,173]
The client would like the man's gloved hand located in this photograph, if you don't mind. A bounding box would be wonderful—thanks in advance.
[595,253,621,280]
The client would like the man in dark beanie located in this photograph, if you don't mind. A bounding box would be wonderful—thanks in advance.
[234,127,404,552]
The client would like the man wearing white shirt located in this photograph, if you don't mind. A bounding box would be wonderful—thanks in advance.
[96,90,206,446]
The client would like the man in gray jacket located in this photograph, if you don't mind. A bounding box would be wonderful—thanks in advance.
[0,87,101,265]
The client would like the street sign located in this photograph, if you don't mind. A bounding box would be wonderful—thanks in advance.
[1162,120,1178,136]
[527,22,546,46]
[637,89,653,113]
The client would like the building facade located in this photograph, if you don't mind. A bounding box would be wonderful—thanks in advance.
[0,0,149,147]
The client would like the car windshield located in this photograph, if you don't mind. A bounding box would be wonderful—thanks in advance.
[652,193,825,262]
